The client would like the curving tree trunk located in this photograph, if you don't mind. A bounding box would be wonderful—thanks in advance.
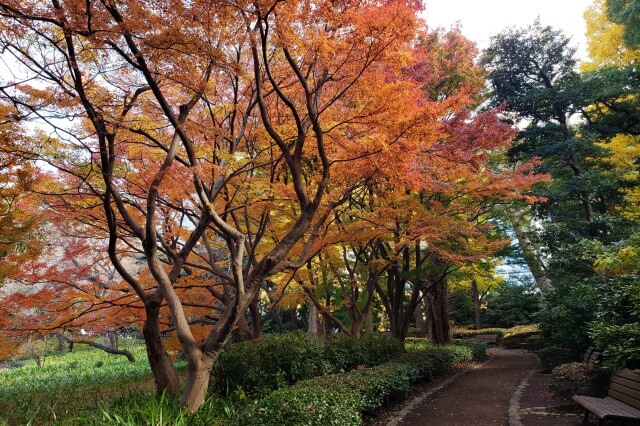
[144,301,180,395]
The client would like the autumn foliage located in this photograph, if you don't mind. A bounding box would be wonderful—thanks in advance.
[0,0,545,412]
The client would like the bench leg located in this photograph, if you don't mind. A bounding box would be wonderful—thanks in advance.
[582,409,589,424]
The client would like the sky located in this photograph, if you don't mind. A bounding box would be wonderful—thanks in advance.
[422,0,595,60]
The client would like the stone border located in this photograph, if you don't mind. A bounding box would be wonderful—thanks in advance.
[508,366,536,426]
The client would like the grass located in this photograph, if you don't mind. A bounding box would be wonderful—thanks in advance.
[0,343,191,425]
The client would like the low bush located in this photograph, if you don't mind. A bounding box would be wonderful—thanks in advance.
[237,343,480,425]
[450,327,507,341]
[463,340,489,360]
[525,335,547,351]
[212,332,402,395]
[323,333,402,372]
[549,362,600,399]
[212,331,326,395]
[538,347,574,372]
[500,325,540,349]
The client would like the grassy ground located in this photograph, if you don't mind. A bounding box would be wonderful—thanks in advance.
[0,343,222,425]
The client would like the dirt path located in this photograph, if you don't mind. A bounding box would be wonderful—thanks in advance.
[387,348,537,426]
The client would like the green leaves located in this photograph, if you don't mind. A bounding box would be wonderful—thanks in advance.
[606,0,640,49]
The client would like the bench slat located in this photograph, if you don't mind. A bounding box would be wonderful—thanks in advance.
[606,397,640,417]
[615,369,640,383]
[610,381,640,403]
[574,368,640,422]
[573,396,639,419]
[608,389,640,411]
[612,376,640,390]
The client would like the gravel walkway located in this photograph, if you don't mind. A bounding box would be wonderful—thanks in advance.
[377,347,594,426]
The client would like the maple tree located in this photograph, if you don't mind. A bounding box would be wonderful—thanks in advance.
[0,0,424,411]
[285,27,547,343]
[0,102,41,283]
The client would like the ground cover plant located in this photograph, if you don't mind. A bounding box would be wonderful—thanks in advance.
[0,344,163,425]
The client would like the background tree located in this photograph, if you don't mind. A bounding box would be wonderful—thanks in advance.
[484,18,639,353]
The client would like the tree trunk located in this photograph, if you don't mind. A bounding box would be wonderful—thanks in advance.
[249,300,263,340]
[323,292,332,336]
[364,309,374,335]
[509,208,552,293]
[181,356,215,411]
[143,301,180,395]
[236,316,254,341]
[308,303,319,336]
[425,279,451,345]
[470,279,483,330]
[289,309,298,329]
[57,333,67,354]
[414,299,427,337]
[102,331,119,350]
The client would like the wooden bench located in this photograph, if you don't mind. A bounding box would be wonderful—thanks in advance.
[583,347,603,364]
[573,368,640,425]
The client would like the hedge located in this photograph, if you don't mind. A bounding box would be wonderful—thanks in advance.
[450,327,507,341]
[236,342,484,425]
[212,331,402,395]
[500,325,541,349]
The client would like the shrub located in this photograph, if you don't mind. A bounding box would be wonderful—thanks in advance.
[236,344,476,425]
[450,327,507,341]
[212,331,326,394]
[590,322,640,369]
[549,362,599,399]
[501,325,541,349]
[463,340,488,361]
[525,335,546,351]
[538,347,574,372]
[537,283,598,353]
[483,279,541,328]
[323,334,402,372]
[212,332,402,395]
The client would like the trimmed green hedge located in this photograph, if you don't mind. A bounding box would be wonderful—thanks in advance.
[323,333,403,372]
[236,342,483,425]
[500,325,541,349]
[212,332,402,395]
[451,327,507,341]
[212,331,326,394]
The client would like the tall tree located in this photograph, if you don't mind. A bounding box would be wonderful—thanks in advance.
[0,0,421,411]
[484,20,639,351]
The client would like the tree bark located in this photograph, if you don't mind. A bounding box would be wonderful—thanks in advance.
[102,330,119,350]
[509,207,553,293]
[308,303,319,336]
[425,278,451,345]
[364,309,374,335]
[323,291,332,336]
[414,299,427,337]
[57,332,68,354]
[55,333,136,363]
[249,300,263,340]
[143,301,180,395]
[470,279,483,330]
[181,355,215,411]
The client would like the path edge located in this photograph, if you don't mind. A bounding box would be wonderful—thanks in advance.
[508,359,537,426]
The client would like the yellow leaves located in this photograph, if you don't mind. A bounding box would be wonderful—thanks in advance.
[583,0,640,71]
